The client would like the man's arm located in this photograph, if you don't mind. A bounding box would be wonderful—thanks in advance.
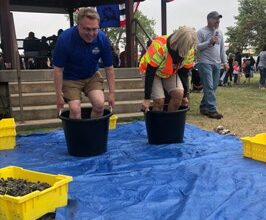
[104,66,115,108]
[53,66,64,113]
[197,30,211,51]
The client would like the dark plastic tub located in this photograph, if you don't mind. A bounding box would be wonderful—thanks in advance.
[59,107,112,157]
[144,106,188,145]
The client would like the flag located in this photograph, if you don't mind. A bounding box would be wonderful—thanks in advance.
[97,4,120,28]
[119,2,141,27]
[96,2,141,28]
[96,4,127,28]
[119,3,126,27]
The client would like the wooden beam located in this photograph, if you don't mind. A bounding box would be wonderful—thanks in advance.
[161,0,167,35]
[0,0,13,66]
[125,0,134,67]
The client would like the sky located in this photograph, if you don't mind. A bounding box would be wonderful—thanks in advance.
[12,0,239,40]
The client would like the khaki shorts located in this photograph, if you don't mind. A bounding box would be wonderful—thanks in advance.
[62,71,104,102]
[151,74,184,99]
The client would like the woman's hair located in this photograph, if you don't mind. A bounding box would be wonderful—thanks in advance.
[170,26,197,57]
[262,45,266,51]
[77,7,100,24]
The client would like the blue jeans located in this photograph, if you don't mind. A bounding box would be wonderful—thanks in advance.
[198,63,220,112]
[259,66,266,87]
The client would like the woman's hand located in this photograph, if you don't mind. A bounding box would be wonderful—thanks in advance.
[181,97,189,107]
[141,99,151,112]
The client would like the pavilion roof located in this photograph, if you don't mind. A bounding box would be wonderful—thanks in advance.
[10,0,145,13]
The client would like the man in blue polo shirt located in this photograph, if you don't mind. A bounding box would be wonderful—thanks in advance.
[53,7,115,119]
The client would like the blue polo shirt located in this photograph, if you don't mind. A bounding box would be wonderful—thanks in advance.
[53,26,113,80]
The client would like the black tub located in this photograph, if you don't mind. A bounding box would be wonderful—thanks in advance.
[59,107,112,157]
[144,106,189,145]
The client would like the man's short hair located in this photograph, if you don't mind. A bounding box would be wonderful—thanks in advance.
[77,7,100,24]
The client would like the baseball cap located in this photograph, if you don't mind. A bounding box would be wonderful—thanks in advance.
[207,11,222,19]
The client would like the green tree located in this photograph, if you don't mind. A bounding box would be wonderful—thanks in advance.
[226,0,266,53]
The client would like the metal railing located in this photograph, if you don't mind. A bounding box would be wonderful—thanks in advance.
[132,18,153,66]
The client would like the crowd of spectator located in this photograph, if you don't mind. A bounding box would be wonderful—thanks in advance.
[22,29,63,69]
[218,52,258,86]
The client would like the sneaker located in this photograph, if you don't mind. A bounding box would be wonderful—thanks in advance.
[208,111,223,119]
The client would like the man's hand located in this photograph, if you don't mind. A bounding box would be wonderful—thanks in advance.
[53,67,64,114]
[141,99,151,112]
[108,92,115,109]
[210,35,218,46]
[56,94,65,114]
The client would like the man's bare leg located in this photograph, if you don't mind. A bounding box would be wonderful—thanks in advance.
[87,90,105,118]
[68,100,81,119]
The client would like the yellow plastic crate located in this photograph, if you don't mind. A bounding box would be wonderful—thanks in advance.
[109,114,118,129]
[241,133,266,162]
[0,166,73,220]
[0,118,16,150]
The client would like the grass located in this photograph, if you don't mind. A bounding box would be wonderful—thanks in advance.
[187,73,266,137]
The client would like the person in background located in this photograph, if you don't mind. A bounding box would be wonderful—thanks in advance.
[249,55,256,77]
[119,49,126,67]
[235,51,242,72]
[23,31,40,69]
[197,11,228,119]
[242,57,251,84]
[223,53,234,86]
[38,36,50,69]
[111,46,119,68]
[257,45,266,90]
[48,29,63,50]
[53,7,115,119]
[139,26,197,112]
[48,29,63,66]
[232,60,240,84]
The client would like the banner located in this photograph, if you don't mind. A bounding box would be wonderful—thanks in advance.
[97,4,120,28]
[96,4,127,28]
[119,4,126,27]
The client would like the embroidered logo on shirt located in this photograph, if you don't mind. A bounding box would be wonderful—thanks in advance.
[92,47,100,55]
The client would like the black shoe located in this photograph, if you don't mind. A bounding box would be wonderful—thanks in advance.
[208,111,223,119]
[200,109,209,116]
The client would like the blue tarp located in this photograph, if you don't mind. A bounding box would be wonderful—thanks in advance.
[1,121,266,220]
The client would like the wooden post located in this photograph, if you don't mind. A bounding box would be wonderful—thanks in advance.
[10,13,24,122]
[161,0,167,35]
[0,0,15,68]
[125,0,134,67]
[68,8,74,27]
